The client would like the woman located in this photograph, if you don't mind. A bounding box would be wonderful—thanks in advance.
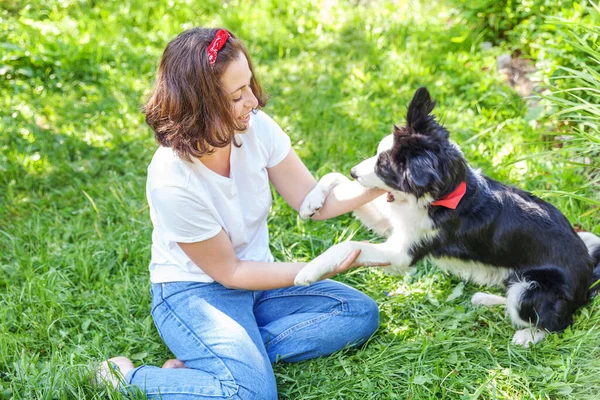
[98,27,386,399]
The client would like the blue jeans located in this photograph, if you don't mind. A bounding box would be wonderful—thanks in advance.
[123,280,379,399]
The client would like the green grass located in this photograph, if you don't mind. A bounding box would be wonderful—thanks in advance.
[1,0,599,398]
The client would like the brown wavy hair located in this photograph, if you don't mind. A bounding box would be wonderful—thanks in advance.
[144,28,266,161]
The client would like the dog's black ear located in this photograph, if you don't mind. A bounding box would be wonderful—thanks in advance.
[406,87,436,132]
[408,153,441,196]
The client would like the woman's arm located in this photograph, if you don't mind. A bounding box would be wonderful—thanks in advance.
[178,229,361,290]
[268,149,385,220]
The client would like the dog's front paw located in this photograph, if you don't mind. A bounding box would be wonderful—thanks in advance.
[294,247,346,286]
[294,261,333,286]
[511,328,546,347]
[299,186,327,219]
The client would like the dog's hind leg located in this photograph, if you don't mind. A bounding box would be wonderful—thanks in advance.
[578,231,600,257]
[511,328,547,347]
[579,231,600,296]
[506,280,548,346]
[503,265,589,347]
[471,292,506,306]
[471,289,547,346]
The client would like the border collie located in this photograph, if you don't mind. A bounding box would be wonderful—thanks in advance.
[295,87,600,346]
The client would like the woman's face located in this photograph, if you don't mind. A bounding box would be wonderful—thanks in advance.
[221,52,259,133]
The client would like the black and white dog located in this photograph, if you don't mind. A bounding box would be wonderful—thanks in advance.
[296,87,600,346]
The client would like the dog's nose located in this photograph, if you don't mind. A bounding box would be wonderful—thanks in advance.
[350,167,358,179]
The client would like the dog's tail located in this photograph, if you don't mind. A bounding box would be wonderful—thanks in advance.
[578,232,600,297]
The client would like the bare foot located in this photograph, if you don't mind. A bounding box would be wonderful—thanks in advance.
[95,356,135,389]
[162,359,186,369]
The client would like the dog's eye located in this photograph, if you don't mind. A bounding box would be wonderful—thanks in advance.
[377,151,389,164]
[375,154,394,176]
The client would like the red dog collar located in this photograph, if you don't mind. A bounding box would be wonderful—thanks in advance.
[431,181,467,209]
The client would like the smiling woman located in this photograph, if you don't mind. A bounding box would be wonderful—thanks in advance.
[95,26,386,399]
[222,54,257,127]
[144,28,266,160]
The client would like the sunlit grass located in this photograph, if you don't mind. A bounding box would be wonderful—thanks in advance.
[1,0,599,399]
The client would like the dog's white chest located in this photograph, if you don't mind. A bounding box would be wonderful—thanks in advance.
[387,195,436,235]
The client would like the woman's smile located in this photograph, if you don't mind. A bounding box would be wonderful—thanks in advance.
[238,111,251,123]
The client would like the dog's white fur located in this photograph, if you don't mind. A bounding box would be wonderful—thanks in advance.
[471,292,506,306]
[434,258,512,287]
[579,232,600,256]
[296,134,554,346]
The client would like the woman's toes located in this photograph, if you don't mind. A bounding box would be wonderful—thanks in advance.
[94,356,135,389]
[162,359,186,369]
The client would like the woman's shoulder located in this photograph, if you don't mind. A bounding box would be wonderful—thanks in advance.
[243,110,291,168]
[249,109,281,131]
[247,109,287,142]
[147,146,193,189]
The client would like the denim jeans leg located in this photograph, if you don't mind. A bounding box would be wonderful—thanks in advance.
[254,279,380,363]
[126,281,277,400]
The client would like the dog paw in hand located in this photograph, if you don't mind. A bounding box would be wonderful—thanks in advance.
[294,257,336,286]
[294,267,321,286]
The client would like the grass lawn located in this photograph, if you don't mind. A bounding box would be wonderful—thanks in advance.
[1,0,599,398]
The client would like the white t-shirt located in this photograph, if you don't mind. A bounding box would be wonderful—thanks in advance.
[146,110,292,283]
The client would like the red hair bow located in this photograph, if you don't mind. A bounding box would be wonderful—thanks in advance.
[207,29,230,67]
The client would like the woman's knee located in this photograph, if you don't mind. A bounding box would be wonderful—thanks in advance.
[351,293,380,340]
[233,379,278,400]
[177,357,277,400]
[320,281,380,342]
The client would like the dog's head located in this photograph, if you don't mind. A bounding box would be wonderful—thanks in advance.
[351,87,467,201]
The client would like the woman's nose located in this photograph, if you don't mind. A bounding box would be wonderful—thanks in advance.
[245,89,258,109]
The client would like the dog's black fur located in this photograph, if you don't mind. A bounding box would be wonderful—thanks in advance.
[376,87,600,332]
